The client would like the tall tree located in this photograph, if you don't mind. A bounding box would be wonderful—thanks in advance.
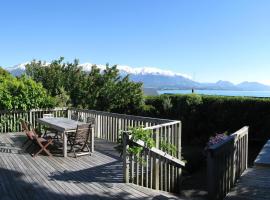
[25,58,144,113]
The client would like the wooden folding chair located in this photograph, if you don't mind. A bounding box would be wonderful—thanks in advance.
[86,117,95,124]
[68,123,93,157]
[20,119,32,148]
[42,113,59,140]
[71,112,79,121]
[31,129,53,157]
[20,119,53,157]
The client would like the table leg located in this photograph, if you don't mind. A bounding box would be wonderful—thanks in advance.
[63,132,67,157]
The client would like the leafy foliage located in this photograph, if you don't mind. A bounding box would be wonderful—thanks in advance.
[25,58,144,113]
[0,68,55,110]
[142,94,270,144]
[160,140,178,157]
[116,127,178,165]
[128,127,155,149]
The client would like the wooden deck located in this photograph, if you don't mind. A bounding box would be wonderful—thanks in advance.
[225,140,270,200]
[0,132,189,200]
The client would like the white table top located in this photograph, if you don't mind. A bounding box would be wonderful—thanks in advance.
[37,117,85,132]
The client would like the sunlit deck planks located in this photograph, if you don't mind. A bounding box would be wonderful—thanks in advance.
[0,132,186,200]
[225,140,270,200]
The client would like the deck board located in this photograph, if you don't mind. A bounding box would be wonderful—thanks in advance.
[0,132,190,200]
[254,140,270,167]
[225,140,270,200]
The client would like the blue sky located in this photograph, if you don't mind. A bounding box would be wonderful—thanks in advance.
[1,0,270,84]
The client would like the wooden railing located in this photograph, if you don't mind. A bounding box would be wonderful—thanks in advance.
[122,121,185,193]
[68,109,185,193]
[207,126,249,200]
[68,109,174,142]
[0,108,185,193]
[0,108,180,149]
[0,108,68,133]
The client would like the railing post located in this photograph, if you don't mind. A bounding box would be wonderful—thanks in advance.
[245,128,249,170]
[177,122,181,159]
[176,122,182,191]
[97,115,101,138]
[153,154,160,190]
[29,109,33,125]
[67,109,71,119]
[90,126,95,153]
[123,132,130,183]
[207,150,217,200]
[232,135,237,185]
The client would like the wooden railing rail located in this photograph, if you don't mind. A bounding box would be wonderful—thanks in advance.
[68,108,184,193]
[122,119,184,193]
[68,109,179,145]
[0,108,68,133]
[0,108,180,150]
[0,108,184,193]
[69,108,173,123]
[207,126,249,200]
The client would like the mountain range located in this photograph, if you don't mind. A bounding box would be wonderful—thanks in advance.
[5,63,270,91]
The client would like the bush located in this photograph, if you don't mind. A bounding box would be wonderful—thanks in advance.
[141,94,270,144]
[0,68,55,110]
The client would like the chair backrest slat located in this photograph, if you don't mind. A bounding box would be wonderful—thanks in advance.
[71,112,78,121]
[74,124,91,143]
[20,119,30,132]
[87,117,95,124]
[20,119,36,140]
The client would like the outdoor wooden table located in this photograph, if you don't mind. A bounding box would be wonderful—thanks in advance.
[37,117,85,157]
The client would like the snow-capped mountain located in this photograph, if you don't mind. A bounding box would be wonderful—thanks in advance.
[7,62,29,76]
[79,63,191,78]
[4,62,270,91]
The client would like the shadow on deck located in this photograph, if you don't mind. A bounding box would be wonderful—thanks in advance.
[0,132,186,200]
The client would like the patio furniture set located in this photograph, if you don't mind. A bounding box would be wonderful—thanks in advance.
[20,113,95,158]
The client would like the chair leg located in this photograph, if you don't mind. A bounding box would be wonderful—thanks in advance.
[74,144,91,157]
[73,147,77,158]
[43,130,47,138]
[33,147,52,157]
[32,140,53,157]
[32,147,44,157]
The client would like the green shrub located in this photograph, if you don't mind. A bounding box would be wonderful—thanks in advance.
[141,94,270,144]
[0,68,55,110]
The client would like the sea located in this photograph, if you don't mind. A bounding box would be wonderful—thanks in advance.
[158,89,270,98]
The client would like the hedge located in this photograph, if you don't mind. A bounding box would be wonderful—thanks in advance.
[140,94,270,145]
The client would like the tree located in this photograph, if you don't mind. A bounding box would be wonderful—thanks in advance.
[25,58,144,113]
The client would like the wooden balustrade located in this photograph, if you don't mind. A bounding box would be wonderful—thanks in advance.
[68,109,177,144]
[122,121,185,193]
[68,109,185,193]
[0,108,68,133]
[0,107,185,193]
[207,126,249,200]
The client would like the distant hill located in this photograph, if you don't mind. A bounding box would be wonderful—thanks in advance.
[7,63,27,77]
[129,74,200,89]
[143,88,158,96]
[236,82,270,91]
[5,63,270,91]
